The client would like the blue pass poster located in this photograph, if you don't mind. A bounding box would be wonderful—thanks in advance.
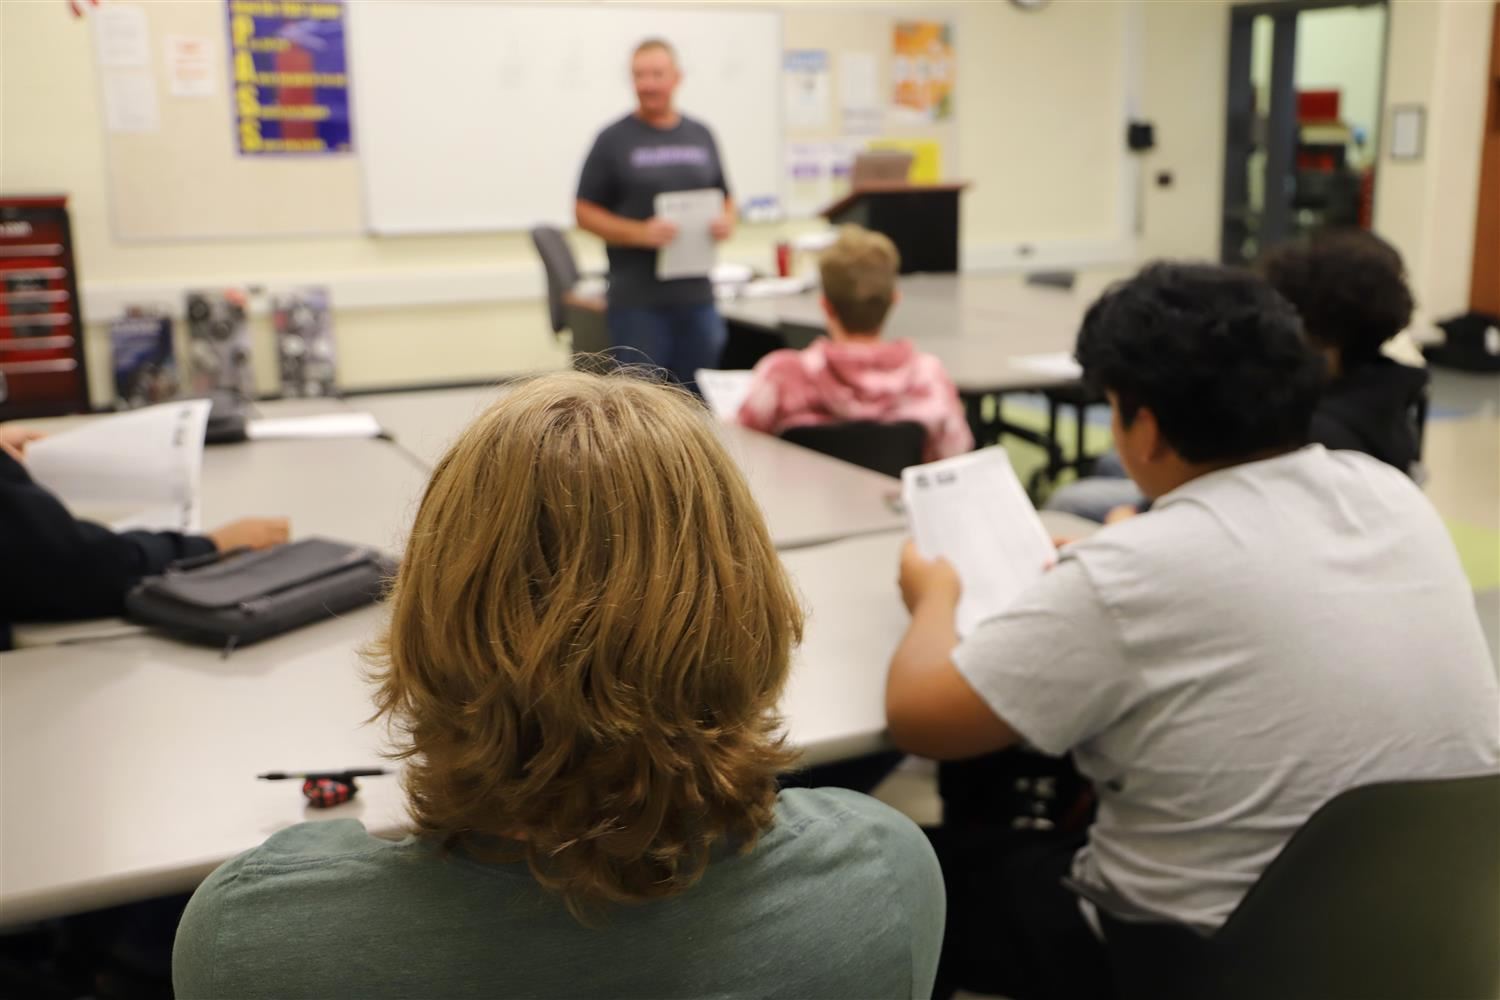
[226,0,353,155]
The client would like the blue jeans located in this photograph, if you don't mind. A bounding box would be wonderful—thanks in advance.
[1043,449,1145,523]
[606,302,727,395]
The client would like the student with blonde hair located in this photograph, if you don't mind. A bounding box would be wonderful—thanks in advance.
[173,372,944,999]
[738,225,973,463]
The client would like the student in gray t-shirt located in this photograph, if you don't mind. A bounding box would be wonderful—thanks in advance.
[576,39,734,394]
[886,264,1500,999]
[174,372,943,1000]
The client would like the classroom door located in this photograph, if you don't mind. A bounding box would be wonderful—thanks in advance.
[1221,1,1390,266]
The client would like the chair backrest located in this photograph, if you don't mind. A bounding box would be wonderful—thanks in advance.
[1025,270,1077,291]
[1106,773,1500,1000]
[1209,772,1500,1000]
[530,226,580,335]
[779,420,926,478]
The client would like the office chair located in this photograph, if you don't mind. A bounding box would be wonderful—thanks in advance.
[530,226,580,338]
[530,225,611,364]
[1098,773,1500,1000]
[779,421,926,478]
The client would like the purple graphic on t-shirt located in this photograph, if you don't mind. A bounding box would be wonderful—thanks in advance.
[631,145,712,168]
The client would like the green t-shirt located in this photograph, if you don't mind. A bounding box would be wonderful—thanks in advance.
[173,787,944,999]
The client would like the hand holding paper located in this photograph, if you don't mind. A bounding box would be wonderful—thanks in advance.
[655,188,725,280]
[25,399,212,533]
[901,447,1057,636]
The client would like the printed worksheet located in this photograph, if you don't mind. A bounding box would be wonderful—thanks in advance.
[655,188,724,280]
[902,447,1056,636]
[26,399,212,533]
[694,369,754,422]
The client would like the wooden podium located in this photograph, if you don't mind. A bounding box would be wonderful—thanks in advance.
[820,182,969,274]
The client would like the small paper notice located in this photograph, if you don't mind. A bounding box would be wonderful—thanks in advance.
[26,399,212,534]
[694,369,754,423]
[839,52,883,135]
[655,188,724,281]
[101,70,160,133]
[166,35,216,97]
[93,2,150,68]
[902,447,1056,636]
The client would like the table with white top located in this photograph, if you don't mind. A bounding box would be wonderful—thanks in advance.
[0,532,903,926]
[0,379,1091,926]
[0,509,1093,926]
[719,272,1117,491]
[357,385,907,550]
[720,272,1101,395]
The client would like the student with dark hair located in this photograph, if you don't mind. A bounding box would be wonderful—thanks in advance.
[890,264,1499,999]
[1048,231,1427,522]
[0,423,287,650]
[1261,228,1427,472]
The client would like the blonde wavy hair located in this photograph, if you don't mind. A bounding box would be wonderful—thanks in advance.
[367,371,804,918]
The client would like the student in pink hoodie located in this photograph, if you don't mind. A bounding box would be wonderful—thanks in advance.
[737,226,974,463]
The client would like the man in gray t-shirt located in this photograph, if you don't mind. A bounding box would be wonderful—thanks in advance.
[575,39,733,393]
[887,264,1500,998]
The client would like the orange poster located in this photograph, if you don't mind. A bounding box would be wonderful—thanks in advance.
[891,21,954,122]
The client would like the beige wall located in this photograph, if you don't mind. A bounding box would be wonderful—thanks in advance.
[1138,0,1231,262]
[1,0,1137,406]
[1374,0,1495,332]
[4,0,1488,407]
[1136,0,1494,335]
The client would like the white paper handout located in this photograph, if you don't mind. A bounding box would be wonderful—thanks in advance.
[247,412,383,441]
[26,399,212,534]
[694,369,754,423]
[1012,352,1083,380]
[901,447,1057,636]
[656,188,724,281]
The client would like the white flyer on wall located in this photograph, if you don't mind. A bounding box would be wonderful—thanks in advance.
[783,49,832,131]
[100,70,160,133]
[165,35,216,97]
[93,2,150,68]
[839,52,883,135]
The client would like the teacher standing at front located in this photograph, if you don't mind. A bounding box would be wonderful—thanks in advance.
[575,38,735,393]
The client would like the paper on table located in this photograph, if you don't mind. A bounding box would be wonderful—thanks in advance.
[656,188,724,281]
[902,447,1056,637]
[1012,352,1083,380]
[26,399,212,534]
[246,412,383,441]
[694,369,754,422]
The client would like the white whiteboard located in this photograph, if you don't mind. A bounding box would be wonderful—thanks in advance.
[348,2,783,235]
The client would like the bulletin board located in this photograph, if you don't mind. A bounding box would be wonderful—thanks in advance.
[92,1,363,242]
[779,6,962,217]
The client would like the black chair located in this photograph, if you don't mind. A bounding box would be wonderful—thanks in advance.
[779,420,926,478]
[529,225,579,338]
[1099,773,1500,1000]
[530,225,610,363]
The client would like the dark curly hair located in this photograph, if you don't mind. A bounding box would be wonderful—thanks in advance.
[1258,229,1414,371]
[1075,263,1324,465]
